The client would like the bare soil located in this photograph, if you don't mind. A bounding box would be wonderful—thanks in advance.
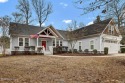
[0,55,125,83]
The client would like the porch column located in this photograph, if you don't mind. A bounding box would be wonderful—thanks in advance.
[55,38,57,47]
[37,38,38,47]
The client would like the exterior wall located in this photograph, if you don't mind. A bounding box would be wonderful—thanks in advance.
[101,34,122,54]
[11,36,18,51]
[67,36,101,51]
[30,38,37,46]
[63,40,68,46]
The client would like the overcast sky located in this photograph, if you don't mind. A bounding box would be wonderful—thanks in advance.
[0,0,102,30]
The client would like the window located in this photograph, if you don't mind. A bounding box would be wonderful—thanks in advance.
[79,42,82,51]
[25,38,29,46]
[57,41,59,46]
[108,25,114,35]
[60,41,62,46]
[53,40,55,46]
[90,40,94,50]
[19,38,29,46]
[19,38,23,46]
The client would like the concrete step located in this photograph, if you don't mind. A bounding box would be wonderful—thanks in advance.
[44,50,52,55]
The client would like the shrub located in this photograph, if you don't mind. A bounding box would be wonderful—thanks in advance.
[93,49,97,54]
[73,49,77,53]
[121,48,125,53]
[79,50,82,52]
[104,47,108,55]
[84,49,89,53]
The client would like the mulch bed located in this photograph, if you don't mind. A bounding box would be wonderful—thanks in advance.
[58,53,106,56]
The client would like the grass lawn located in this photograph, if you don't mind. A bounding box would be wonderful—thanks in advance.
[0,55,125,83]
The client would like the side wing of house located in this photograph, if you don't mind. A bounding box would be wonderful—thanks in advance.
[101,19,122,54]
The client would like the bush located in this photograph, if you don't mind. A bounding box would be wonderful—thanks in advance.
[79,50,82,52]
[104,47,108,55]
[121,48,125,53]
[73,49,77,53]
[84,49,89,53]
[93,49,97,54]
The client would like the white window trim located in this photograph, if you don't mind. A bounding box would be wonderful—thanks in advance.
[89,40,95,50]
[18,37,30,47]
[78,41,82,50]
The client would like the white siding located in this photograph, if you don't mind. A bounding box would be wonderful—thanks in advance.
[101,34,122,54]
[68,37,100,51]
[11,37,18,51]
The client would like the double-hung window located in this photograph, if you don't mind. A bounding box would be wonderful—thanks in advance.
[25,38,29,46]
[79,42,82,51]
[19,38,23,46]
[19,38,29,46]
[90,40,94,50]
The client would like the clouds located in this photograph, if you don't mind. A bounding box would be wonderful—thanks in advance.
[86,21,93,26]
[0,0,8,3]
[60,2,68,8]
[63,20,72,24]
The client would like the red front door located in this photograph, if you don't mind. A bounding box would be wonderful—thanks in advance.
[42,41,46,50]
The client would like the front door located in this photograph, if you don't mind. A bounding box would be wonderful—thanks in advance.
[42,41,46,50]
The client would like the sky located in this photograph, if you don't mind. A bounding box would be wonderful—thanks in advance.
[0,0,102,30]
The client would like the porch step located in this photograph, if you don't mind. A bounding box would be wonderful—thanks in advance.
[44,50,52,55]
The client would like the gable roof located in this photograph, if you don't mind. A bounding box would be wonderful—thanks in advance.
[9,22,45,36]
[9,18,112,39]
[72,18,112,39]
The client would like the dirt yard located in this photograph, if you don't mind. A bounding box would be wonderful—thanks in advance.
[0,55,125,83]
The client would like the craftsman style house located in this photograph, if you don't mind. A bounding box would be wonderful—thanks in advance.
[9,18,122,55]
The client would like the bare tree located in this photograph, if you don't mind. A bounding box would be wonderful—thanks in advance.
[79,22,85,28]
[74,0,114,15]
[75,0,125,27]
[32,0,52,27]
[0,16,11,56]
[105,0,125,28]
[17,0,32,25]
[12,12,23,23]
[66,20,78,53]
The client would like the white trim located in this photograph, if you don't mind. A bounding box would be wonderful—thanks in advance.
[37,27,48,34]
[37,27,58,38]
[101,18,113,35]
[48,28,58,37]
[50,26,64,39]
[37,38,38,47]
[39,35,56,38]
[89,39,95,50]
[18,37,30,47]
[78,41,82,50]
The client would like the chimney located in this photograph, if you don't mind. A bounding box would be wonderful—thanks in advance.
[94,15,101,23]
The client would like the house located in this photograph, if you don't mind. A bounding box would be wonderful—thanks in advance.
[9,18,122,55]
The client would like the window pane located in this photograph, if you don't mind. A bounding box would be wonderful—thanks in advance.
[53,40,55,46]
[19,38,23,42]
[90,41,94,44]
[19,42,23,46]
[91,45,94,49]
[79,46,81,50]
[19,38,23,46]
[25,38,29,46]
[79,42,81,46]
[60,41,62,46]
